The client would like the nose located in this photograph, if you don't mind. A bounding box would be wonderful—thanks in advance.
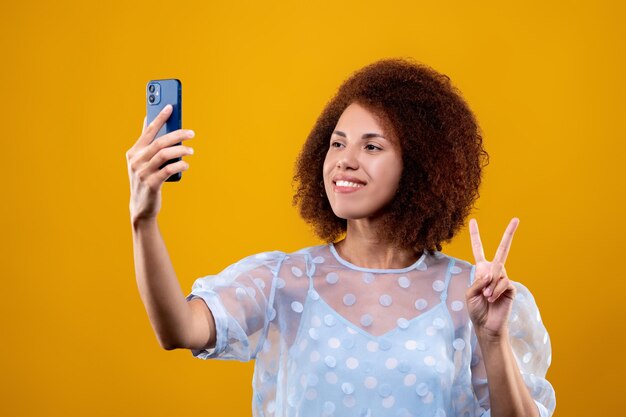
[336,145,359,170]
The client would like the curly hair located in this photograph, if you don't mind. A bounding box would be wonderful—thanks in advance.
[292,57,489,254]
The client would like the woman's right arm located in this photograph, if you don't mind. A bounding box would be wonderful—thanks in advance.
[131,218,216,351]
[127,105,212,351]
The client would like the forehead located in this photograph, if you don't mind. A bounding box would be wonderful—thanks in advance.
[335,102,399,144]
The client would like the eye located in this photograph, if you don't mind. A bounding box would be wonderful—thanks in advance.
[331,141,344,148]
[365,144,382,151]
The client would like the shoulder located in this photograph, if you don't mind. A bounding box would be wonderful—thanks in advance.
[428,251,475,282]
[235,244,329,276]
[278,244,330,276]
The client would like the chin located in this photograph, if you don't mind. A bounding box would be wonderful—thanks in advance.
[330,207,376,220]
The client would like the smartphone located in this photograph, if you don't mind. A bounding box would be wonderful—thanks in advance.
[146,79,182,182]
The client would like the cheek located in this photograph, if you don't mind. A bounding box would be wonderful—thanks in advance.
[322,156,332,192]
[374,158,402,186]
[322,152,334,177]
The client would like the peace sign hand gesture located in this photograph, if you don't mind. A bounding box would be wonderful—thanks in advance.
[466,218,520,339]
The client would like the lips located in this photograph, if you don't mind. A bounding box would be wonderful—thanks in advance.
[331,175,366,194]
[332,175,367,185]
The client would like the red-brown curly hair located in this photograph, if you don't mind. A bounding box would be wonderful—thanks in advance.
[292,57,489,254]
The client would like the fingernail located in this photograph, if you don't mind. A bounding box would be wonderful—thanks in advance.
[163,104,172,113]
[189,147,194,154]
[187,130,195,138]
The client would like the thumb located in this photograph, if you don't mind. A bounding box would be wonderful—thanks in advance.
[466,271,491,299]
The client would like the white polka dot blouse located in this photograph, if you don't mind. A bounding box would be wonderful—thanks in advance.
[186,243,556,417]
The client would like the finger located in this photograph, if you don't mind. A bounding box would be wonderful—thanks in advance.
[149,129,195,153]
[152,159,189,186]
[145,143,194,173]
[493,218,519,265]
[140,104,173,147]
[135,129,195,165]
[467,267,492,299]
[141,116,148,135]
[469,218,487,263]
[483,263,505,298]
[488,275,512,303]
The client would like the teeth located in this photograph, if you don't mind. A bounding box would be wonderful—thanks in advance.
[336,180,364,188]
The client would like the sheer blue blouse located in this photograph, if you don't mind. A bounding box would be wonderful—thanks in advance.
[186,244,556,417]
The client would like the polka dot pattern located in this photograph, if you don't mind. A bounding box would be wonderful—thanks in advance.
[362,273,375,284]
[397,318,410,329]
[385,357,398,369]
[416,383,429,396]
[324,355,336,368]
[343,395,356,408]
[382,395,395,408]
[364,376,378,389]
[453,338,466,351]
[343,293,356,306]
[360,314,374,327]
[325,272,339,284]
[305,388,317,400]
[366,341,379,353]
[404,374,417,386]
[379,339,392,351]
[433,318,446,329]
[325,372,338,384]
[204,247,554,417]
[415,299,428,310]
[328,337,341,349]
[378,383,392,397]
[346,357,359,369]
[398,276,410,288]
[312,256,325,264]
[379,294,393,307]
[451,300,464,311]
[416,261,428,271]
[341,382,355,395]
[235,287,247,300]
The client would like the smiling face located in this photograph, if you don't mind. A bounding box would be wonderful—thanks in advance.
[323,102,403,220]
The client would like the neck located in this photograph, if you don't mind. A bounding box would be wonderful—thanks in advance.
[334,219,422,269]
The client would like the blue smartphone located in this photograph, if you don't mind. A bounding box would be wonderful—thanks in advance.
[146,79,182,182]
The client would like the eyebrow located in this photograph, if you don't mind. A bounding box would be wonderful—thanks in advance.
[332,130,388,140]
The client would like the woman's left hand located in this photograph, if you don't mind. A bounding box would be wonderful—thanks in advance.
[466,218,520,338]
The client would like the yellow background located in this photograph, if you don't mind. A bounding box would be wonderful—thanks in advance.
[2,0,623,415]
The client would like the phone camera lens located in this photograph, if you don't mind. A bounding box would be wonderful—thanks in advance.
[149,95,155,103]
[148,84,155,93]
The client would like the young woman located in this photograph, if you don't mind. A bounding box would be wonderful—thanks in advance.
[127,58,555,417]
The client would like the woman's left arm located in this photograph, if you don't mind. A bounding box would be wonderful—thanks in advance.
[474,328,540,417]
[466,218,552,417]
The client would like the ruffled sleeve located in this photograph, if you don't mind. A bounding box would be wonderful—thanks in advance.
[469,272,556,417]
[185,250,287,362]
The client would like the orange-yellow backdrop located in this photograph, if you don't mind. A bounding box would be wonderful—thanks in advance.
[2,0,623,416]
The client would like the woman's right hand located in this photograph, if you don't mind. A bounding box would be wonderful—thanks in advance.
[126,104,195,224]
